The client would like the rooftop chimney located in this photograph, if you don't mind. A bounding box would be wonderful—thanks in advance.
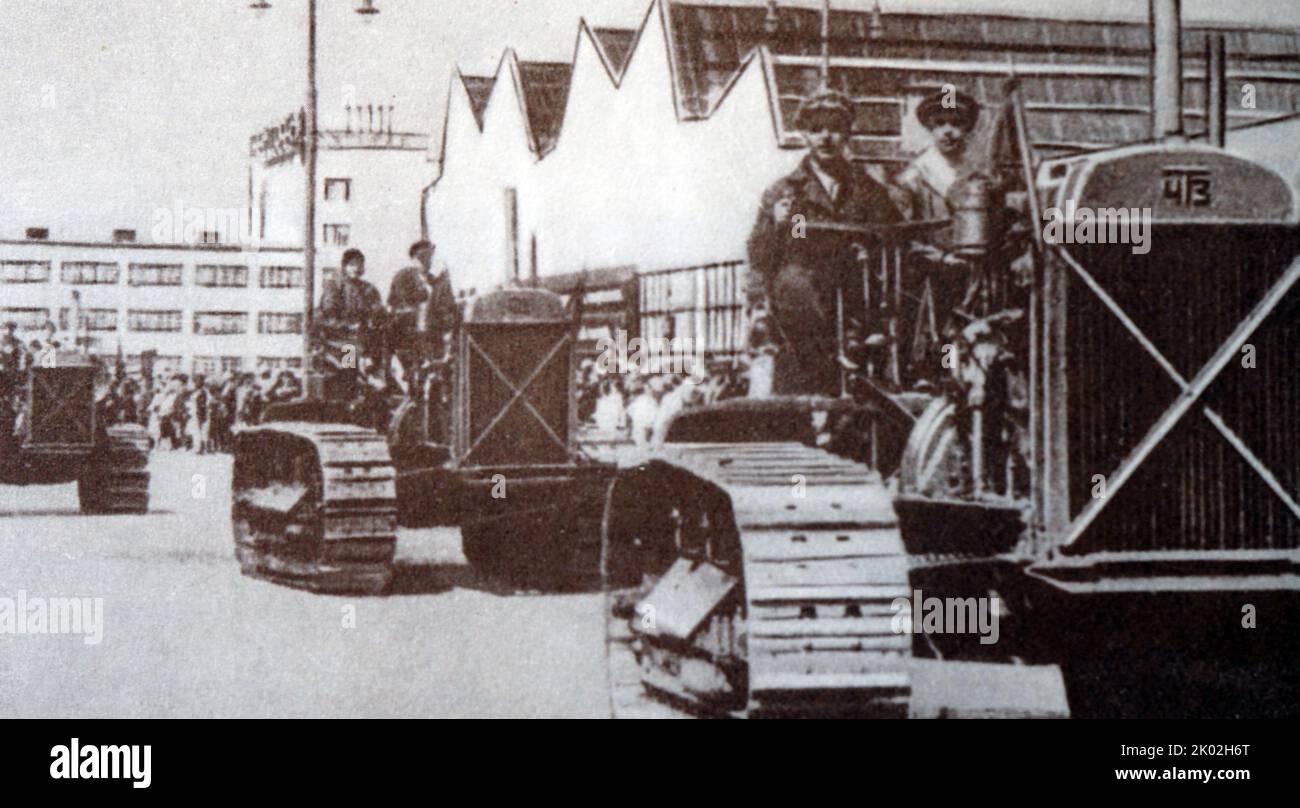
[764,0,779,43]
[1150,0,1184,141]
[1206,34,1227,148]
[25,227,49,240]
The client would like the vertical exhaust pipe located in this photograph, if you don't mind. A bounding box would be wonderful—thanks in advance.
[1150,0,1184,141]
[1207,34,1227,147]
[504,187,520,285]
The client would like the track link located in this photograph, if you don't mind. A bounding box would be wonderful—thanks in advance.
[232,423,398,595]
[604,442,912,718]
[78,424,151,515]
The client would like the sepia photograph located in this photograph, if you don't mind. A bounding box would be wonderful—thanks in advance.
[1,0,1297,766]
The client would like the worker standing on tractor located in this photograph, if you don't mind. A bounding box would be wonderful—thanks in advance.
[895,88,981,221]
[27,320,61,365]
[894,88,983,373]
[745,88,901,396]
[387,239,457,393]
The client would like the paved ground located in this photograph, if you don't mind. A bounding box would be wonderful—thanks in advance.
[4,451,1287,719]
[0,452,608,718]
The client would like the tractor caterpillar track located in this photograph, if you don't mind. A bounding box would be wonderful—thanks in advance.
[602,442,912,718]
[78,424,152,515]
[232,423,398,595]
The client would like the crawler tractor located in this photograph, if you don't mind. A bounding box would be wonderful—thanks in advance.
[0,352,150,515]
[231,286,611,594]
[600,5,1300,718]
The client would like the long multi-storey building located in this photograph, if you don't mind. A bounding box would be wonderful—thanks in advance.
[0,232,304,378]
[1,102,436,379]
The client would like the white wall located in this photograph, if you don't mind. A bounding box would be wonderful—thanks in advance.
[425,0,803,296]
[0,241,304,372]
[1226,115,1300,195]
[254,143,434,304]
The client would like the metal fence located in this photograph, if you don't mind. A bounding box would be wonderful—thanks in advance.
[637,260,748,361]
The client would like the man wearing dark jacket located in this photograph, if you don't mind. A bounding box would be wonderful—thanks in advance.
[314,248,387,400]
[387,240,457,391]
[319,248,386,332]
[746,88,902,395]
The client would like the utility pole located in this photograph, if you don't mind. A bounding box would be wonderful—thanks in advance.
[304,0,318,365]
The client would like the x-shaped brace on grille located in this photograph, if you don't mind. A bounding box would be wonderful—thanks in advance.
[32,373,93,442]
[464,333,570,459]
[1056,250,1300,549]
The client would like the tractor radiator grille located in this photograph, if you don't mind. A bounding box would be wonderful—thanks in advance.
[25,365,97,448]
[462,323,571,467]
[1064,226,1300,553]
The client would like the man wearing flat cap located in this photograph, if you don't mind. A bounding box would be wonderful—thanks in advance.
[894,87,985,370]
[320,248,386,330]
[316,248,388,396]
[746,88,902,396]
[388,239,458,390]
[896,87,982,222]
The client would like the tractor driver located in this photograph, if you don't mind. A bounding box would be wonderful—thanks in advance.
[317,248,386,351]
[745,88,902,396]
[315,248,388,401]
[0,321,24,440]
[1,321,23,376]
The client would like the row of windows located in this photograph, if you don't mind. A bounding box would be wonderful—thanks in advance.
[0,260,304,289]
[2,307,303,335]
[100,355,303,377]
[176,356,305,375]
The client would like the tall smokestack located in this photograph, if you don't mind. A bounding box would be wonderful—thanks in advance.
[1207,34,1227,148]
[1151,0,1184,141]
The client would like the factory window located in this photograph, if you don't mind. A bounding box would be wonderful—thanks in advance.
[323,224,350,246]
[195,265,249,288]
[61,262,120,285]
[0,260,52,283]
[191,356,242,377]
[257,356,304,373]
[1,307,50,331]
[129,263,184,287]
[128,309,183,333]
[258,312,304,335]
[260,266,304,288]
[59,307,119,332]
[193,311,249,336]
[324,178,351,202]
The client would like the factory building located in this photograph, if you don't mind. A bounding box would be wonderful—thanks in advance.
[425,0,1300,298]
[0,232,304,378]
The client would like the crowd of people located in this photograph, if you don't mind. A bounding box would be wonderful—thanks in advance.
[100,368,303,453]
[575,357,747,448]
